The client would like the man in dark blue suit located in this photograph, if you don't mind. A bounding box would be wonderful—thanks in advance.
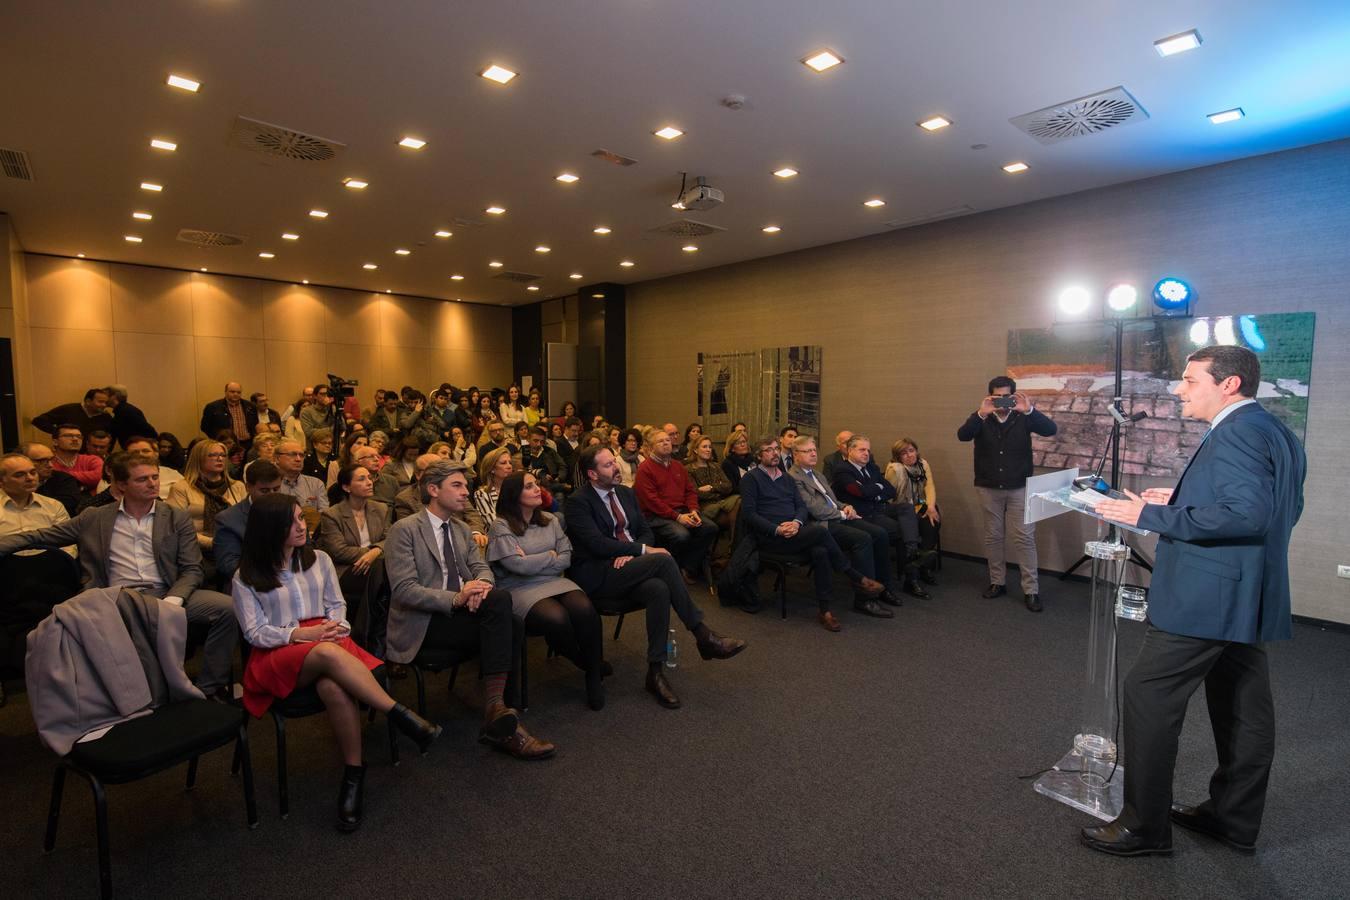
[1084,345,1306,857]
[564,445,746,709]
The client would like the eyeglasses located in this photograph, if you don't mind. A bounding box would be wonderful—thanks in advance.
[205,452,228,459]
[276,450,304,457]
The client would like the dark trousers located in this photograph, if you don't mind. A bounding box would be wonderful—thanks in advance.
[421,588,519,677]
[757,523,855,610]
[338,559,390,658]
[648,514,720,575]
[590,552,704,663]
[862,504,920,577]
[1121,626,1275,843]
[834,516,894,587]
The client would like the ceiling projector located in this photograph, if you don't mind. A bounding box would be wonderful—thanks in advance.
[676,176,723,211]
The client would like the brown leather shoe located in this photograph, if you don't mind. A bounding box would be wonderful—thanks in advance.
[855,576,885,597]
[645,669,682,708]
[488,725,557,761]
[695,631,747,660]
[479,702,520,743]
[818,610,842,632]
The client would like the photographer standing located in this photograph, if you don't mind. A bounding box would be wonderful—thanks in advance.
[956,375,1057,612]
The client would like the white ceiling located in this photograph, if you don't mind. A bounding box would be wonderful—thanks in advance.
[3,0,1350,306]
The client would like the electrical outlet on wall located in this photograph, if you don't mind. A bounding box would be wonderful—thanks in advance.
[1338,565,1350,579]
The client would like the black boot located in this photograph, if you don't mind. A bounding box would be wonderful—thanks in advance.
[336,764,365,833]
[389,702,443,755]
[585,665,606,711]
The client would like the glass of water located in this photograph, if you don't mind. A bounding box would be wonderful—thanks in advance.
[1116,585,1148,621]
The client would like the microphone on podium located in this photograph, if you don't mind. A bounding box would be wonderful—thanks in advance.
[1074,408,1149,493]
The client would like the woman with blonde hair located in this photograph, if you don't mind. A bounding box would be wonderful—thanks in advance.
[886,437,940,584]
[474,445,515,523]
[166,439,248,556]
[721,431,755,493]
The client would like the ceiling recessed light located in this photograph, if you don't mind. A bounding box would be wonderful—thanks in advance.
[527,285,540,291]
[569,273,583,280]
[132,211,153,221]
[481,64,517,84]
[762,225,781,233]
[309,209,328,218]
[863,198,886,208]
[166,73,200,92]
[77,253,85,258]
[434,229,452,238]
[450,274,464,281]
[395,248,411,256]
[485,206,506,215]
[302,279,309,284]
[802,50,843,72]
[773,167,799,178]
[281,232,299,240]
[1154,29,1202,57]
[363,263,378,270]
[489,260,504,268]
[258,252,274,259]
[671,201,686,210]
[124,235,143,243]
[385,289,392,294]
[592,292,605,298]
[620,260,635,267]
[535,245,551,253]
[398,136,427,149]
[1208,107,1245,124]
[149,138,177,151]
[140,181,163,192]
[682,245,699,252]
[200,267,208,272]
[342,178,368,189]
[593,226,612,234]
[917,116,951,131]
[1002,161,1030,173]
[555,173,579,183]
[653,126,684,140]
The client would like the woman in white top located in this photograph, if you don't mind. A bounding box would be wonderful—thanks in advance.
[447,425,477,472]
[474,445,514,523]
[498,383,527,428]
[233,493,439,832]
[166,439,247,556]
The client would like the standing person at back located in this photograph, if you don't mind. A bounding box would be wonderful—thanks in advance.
[956,375,1057,612]
[1083,345,1306,858]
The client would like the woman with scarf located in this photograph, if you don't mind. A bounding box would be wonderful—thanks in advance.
[886,437,941,583]
[720,431,755,493]
[166,439,248,563]
[615,427,642,487]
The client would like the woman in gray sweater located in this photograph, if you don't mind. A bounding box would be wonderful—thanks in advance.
[487,471,605,710]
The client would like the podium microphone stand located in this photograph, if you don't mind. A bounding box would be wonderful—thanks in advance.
[1023,469,1151,820]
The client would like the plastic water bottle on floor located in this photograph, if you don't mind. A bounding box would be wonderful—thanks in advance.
[665,629,678,669]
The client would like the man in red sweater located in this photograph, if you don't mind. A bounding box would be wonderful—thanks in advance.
[635,427,720,583]
[51,424,103,495]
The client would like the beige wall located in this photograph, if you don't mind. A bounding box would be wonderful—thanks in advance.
[626,138,1350,625]
[19,256,513,441]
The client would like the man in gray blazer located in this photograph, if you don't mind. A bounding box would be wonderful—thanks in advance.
[0,452,237,699]
[384,459,555,761]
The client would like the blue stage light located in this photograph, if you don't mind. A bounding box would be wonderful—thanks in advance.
[1152,277,1192,311]
[1239,315,1266,351]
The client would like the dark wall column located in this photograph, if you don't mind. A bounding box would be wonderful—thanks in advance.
[578,283,625,426]
[511,302,543,391]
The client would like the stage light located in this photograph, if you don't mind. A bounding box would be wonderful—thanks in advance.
[1189,320,1210,345]
[1152,277,1192,311]
[1214,316,1237,345]
[1057,286,1092,316]
[1106,284,1138,313]
[1239,315,1266,351]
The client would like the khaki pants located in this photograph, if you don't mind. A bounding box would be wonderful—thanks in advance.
[975,486,1039,595]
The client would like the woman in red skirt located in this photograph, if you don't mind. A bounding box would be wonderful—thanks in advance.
[232,493,441,832]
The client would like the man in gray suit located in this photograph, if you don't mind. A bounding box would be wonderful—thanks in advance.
[384,459,555,761]
[0,452,237,700]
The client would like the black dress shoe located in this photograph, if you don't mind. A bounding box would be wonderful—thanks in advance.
[853,599,895,619]
[740,596,763,614]
[1025,594,1043,612]
[1170,804,1256,853]
[600,660,614,678]
[919,569,938,586]
[903,580,931,601]
[336,764,365,833]
[876,588,903,607]
[645,669,682,709]
[696,631,747,660]
[981,584,1007,599]
[585,668,606,711]
[1080,821,1172,857]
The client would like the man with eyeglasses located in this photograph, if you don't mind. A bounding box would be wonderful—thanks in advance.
[20,441,83,516]
[274,438,328,515]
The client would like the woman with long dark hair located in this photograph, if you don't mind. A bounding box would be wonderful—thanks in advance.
[487,472,604,709]
[232,493,440,832]
[498,383,526,428]
[317,462,391,654]
[157,432,187,472]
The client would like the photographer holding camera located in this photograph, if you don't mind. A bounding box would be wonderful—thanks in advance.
[956,375,1057,612]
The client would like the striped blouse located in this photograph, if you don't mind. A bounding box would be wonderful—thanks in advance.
[231,550,349,648]
[473,485,500,525]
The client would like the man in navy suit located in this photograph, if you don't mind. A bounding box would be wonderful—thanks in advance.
[1083,345,1306,857]
[564,444,746,709]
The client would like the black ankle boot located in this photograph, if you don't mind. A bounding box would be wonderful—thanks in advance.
[337,764,365,833]
[585,665,605,711]
[389,702,443,754]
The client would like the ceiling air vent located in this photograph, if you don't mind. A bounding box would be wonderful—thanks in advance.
[450,216,487,228]
[492,271,543,284]
[227,116,346,162]
[648,219,726,238]
[0,147,34,181]
[1010,87,1148,145]
[591,149,638,167]
[177,228,246,247]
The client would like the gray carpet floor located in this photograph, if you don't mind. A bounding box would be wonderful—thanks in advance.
[2,557,1347,899]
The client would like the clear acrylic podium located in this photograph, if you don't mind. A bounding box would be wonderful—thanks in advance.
[1023,469,1151,821]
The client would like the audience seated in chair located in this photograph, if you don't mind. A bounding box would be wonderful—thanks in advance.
[83,429,113,462]
[274,439,328,519]
[684,436,740,560]
[563,445,746,710]
[721,431,755,494]
[214,460,284,586]
[614,427,641,487]
[487,472,604,710]
[830,434,931,600]
[51,424,103,495]
[165,440,248,578]
[317,463,390,656]
[822,430,852,474]
[232,493,441,832]
[634,427,718,583]
[384,459,556,760]
[21,441,83,517]
[0,452,239,700]
[886,438,941,585]
[519,425,571,496]
[739,435,885,631]
[0,452,73,550]
[302,427,338,485]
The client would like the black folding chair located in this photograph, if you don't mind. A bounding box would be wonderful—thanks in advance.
[0,550,82,706]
